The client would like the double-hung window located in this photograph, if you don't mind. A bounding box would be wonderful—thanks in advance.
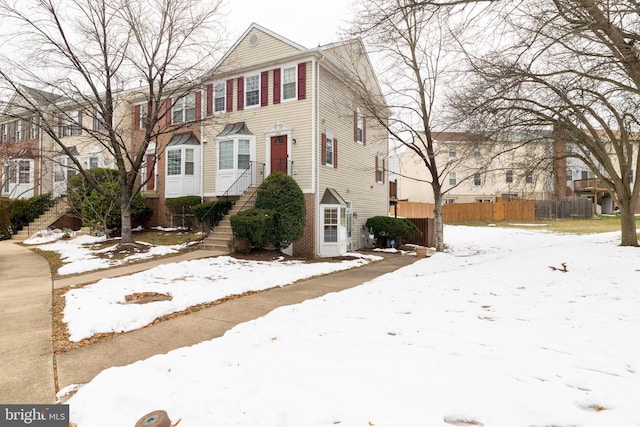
[59,111,82,137]
[245,74,260,107]
[325,135,334,166]
[30,117,38,139]
[448,146,456,158]
[18,160,30,184]
[93,108,107,130]
[214,82,226,112]
[282,66,296,100]
[449,172,457,186]
[473,173,482,186]
[324,207,338,243]
[167,150,182,175]
[356,107,364,143]
[15,120,24,141]
[505,169,513,183]
[173,94,196,123]
[525,171,533,184]
[184,149,195,175]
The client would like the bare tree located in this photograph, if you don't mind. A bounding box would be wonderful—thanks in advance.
[345,0,492,251]
[455,0,640,246]
[0,0,224,246]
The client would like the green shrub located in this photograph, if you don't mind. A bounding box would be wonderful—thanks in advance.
[255,171,306,250]
[26,194,52,223]
[0,199,13,239]
[366,216,420,248]
[67,169,152,235]
[230,208,276,249]
[192,200,233,228]
[165,196,202,215]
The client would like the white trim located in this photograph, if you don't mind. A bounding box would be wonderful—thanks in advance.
[280,63,298,102]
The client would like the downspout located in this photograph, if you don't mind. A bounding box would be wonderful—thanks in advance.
[200,89,205,202]
[313,54,324,257]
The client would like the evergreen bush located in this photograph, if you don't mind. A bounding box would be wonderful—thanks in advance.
[230,208,276,249]
[366,216,420,248]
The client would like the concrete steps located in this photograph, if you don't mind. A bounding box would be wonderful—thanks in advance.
[12,197,71,241]
[200,187,258,252]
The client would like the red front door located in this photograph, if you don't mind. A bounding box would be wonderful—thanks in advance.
[270,135,288,174]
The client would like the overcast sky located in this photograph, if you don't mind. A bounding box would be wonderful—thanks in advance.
[224,0,354,48]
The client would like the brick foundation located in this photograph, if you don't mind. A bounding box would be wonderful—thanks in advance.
[293,193,316,258]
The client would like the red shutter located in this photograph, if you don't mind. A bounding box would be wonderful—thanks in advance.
[226,79,233,112]
[237,77,244,111]
[375,156,379,181]
[354,110,358,142]
[195,91,202,121]
[297,62,306,100]
[382,159,385,183]
[273,68,281,104]
[165,99,172,125]
[363,114,367,145]
[206,84,213,116]
[133,105,140,130]
[321,133,327,165]
[260,71,268,106]
[333,137,338,168]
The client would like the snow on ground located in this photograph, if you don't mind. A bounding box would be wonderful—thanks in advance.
[66,225,640,427]
[63,253,381,342]
[25,232,186,275]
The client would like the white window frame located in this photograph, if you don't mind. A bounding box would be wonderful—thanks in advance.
[356,107,364,144]
[505,169,513,183]
[281,65,297,101]
[325,134,334,166]
[15,120,24,141]
[93,108,107,131]
[323,207,338,243]
[473,173,482,186]
[172,93,196,123]
[448,146,456,158]
[18,160,30,184]
[566,169,573,181]
[167,149,182,176]
[30,116,38,139]
[139,104,148,129]
[245,74,260,108]
[443,198,457,204]
[214,82,226,113]
[449,171,457,186]
[525,170,533,184]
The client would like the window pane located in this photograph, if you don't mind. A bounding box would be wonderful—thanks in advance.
[449,172,456,186]
[326,137,333,165]
[474,173,481,186]
[185,149,194,175]
[506,169,513,183]
[168,150,181,175]
[18,160,30,184]
[324,208,338,242]
[283,66,296,100]
[238,139,250,169]
[219,140,233,170]
[246,75,259,106]
[214,82,225,112]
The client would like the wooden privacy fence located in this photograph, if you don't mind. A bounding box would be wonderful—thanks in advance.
[535,198,593,219]
[392,198,536,223]
[404,217,436,248]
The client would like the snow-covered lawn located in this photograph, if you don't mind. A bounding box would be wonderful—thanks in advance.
[24,229,187,275]
[64,225,640,427]
[63,253,381,342]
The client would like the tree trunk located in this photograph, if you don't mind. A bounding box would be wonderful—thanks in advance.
[619,199,638,246]
[120,184,134,245]
[433,192,444,252]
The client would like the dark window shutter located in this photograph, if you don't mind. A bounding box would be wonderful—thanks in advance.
[165,99,172,125]
[260,71,268,106]
[206,83,213,116]
[273,68,281,104]
[133,105,140,130]
[363,114,367,145]
[354,110,358,142]
[297,62,306,100]
[382,159,385,183]
[226,79,233,112]
[321,133,327,165]
[195,91,202,121]
[334,137,338,168]
[375,156,379,181]
[237,77,244,111]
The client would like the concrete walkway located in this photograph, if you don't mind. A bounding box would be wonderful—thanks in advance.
[1,242,417,403]
[0,239,55,403]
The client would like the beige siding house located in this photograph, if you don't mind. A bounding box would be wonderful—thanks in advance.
[201,24,389,257]
[398,132,554,204]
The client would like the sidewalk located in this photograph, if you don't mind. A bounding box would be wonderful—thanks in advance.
[0,241,417,404]
[0,240,55,403]
[54,252,417,395]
